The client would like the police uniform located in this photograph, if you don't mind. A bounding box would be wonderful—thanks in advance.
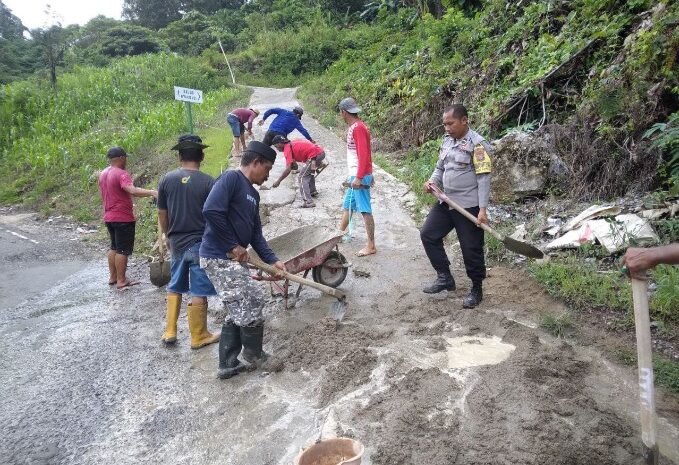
[420,128,492,307]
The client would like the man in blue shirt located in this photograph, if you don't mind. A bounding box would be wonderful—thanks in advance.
[259,105,315,146]
[199,140,286,379]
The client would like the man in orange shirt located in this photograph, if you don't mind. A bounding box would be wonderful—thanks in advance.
[271,136,328,208]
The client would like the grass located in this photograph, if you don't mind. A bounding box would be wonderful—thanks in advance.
[614,347,679,395]
[200,125,233,177]
[540,311,573,338]
[529,254,679,328]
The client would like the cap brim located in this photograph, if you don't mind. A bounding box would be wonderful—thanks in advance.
[171,140,209,151]
[343,105,361,113]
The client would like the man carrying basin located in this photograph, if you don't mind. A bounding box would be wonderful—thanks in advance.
[199,140,286,379]
[258,105,315,146]
[270,135,328,208]
[421,104,492,309]
[157,134,220,349]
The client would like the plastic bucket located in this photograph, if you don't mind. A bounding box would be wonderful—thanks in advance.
[295,437,364,465]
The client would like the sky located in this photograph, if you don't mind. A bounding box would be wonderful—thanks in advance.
[4,0,124,29]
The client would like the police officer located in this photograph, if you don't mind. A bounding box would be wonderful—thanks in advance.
[199,141,286,379]
[421,104,492,309]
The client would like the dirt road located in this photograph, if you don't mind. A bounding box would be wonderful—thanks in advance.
[1,86,677,465]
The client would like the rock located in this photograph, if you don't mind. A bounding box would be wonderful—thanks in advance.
[490,131,568,202]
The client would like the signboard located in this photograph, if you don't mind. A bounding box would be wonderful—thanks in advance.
[174,86,203,104]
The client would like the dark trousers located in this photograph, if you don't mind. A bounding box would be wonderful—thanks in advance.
[262,130,285,146]
[420,202,486,282]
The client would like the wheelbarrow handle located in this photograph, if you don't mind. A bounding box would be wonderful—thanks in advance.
[248,255,346,300]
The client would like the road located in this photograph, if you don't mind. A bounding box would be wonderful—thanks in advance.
[1,87,677,465]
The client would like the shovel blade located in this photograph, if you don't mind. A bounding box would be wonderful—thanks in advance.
[502,236,544,259]
[150,261,171,287]
[330,298,348,322]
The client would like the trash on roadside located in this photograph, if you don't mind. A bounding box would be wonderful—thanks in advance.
[510,223,527,241]
[561,204,621,233]
[639,208,670,221]
[544,217,562,236]
[546,213,658,253]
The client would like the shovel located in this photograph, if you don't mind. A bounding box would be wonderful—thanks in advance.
[150,218,171,287]
[247,255,348,321]
[629,272,659,465]
[430,185,544,259]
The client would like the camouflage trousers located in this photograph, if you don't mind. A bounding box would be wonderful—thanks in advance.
[200,258,266,326]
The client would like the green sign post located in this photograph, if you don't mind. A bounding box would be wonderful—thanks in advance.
[184,101,194,134]
[174,86,203,134]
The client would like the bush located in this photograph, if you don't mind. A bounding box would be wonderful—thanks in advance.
[0,54,237,215]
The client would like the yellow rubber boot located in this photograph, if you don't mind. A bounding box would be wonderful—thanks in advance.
[161,294,181,344]
[187,303,220,349]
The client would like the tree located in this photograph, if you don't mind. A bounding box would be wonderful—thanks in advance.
[0,0,25,39]
[99,24,161,57]
[123,0,183,30]
[160,11,213,56]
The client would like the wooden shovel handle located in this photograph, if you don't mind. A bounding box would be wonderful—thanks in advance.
[631,276,659,463]
[157,217,166,262]
[248,255,346,300]
[430,186,503,241]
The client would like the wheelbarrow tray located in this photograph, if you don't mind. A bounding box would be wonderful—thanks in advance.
[250,225,345,274]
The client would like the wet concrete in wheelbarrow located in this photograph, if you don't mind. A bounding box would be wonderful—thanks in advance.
[0,87,678,464]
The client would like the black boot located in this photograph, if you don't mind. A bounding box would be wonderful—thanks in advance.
[240,324,269,367]
[217,322,245,379]
[463,281,483,309]
[423,272,456,294]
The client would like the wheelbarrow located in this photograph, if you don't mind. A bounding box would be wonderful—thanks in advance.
[249,225,350,309]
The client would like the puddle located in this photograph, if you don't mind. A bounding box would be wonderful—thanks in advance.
[445,336,515,368]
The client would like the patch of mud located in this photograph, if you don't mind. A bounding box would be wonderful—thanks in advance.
[318,347,378,406]
[457,323,639,465]
[282,318,393,372]
[360,367,461,465]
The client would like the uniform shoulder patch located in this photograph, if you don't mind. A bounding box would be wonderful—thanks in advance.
[472,144,492,174]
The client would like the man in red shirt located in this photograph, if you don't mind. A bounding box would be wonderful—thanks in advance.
[270,135,328,208]
[98,147,157,289]
[338,97,376,257]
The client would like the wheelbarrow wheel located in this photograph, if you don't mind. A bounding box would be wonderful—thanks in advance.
[312,251,348,288]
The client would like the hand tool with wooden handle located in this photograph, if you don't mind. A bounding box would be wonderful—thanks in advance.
[429,184,544,259]
[150,216,171,287]
[631,275,659,465]
[247,255,348,321]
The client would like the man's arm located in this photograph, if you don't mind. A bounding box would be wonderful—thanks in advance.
[424,144,445,192]
[122,184,157,198]
[261,108,280,122]
[202,174,239,256]
[158,209,169,233]
[354,125,371,180]
[272,165,292,188]
[623,244,679,276]
[295,120,314,142]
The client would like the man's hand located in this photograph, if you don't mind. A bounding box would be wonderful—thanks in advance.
[351,177,362,189]
[151,190,158,199]
[230,245,249,263]
[247,130,253,136]
[272,180,280,188]
[622,248,658,278]
[258,120,265,126]
[272,261,287,279]
[423,180,435,193]
[476,208,489,227]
